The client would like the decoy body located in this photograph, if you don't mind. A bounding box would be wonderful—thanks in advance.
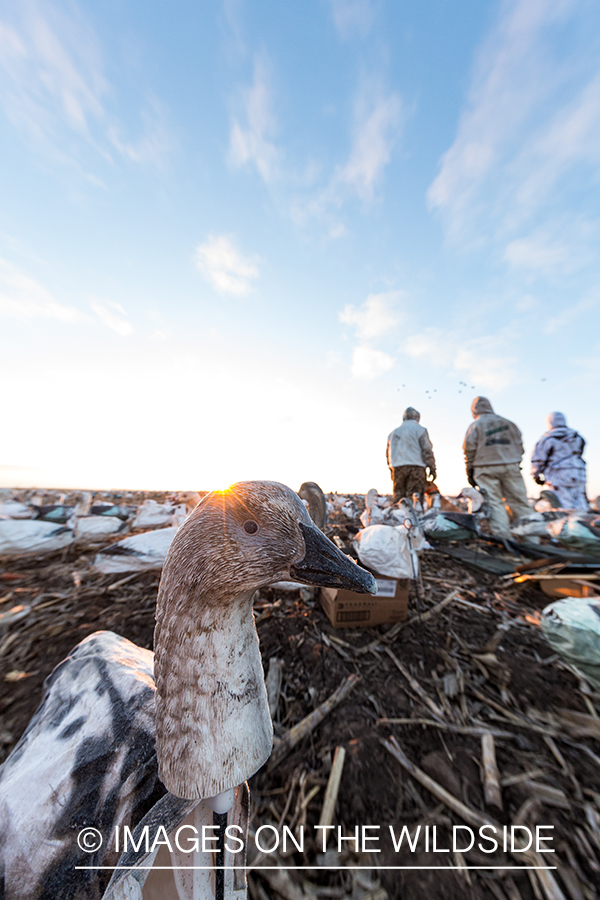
[547,512,600,559]
[34,493,92,524]
[456,487,484,515]
[0,499,35,519]
[510,509,567,539]
[420,509,480,541]
[93,526,180,574]
[0,518,75,557]
[90,504,134,521]
[0,481,375,900]
[0,494,129,556]
[73,516,127,541]
[131,501,186,531]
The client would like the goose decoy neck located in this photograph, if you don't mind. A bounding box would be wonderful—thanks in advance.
[154,585,271,800]
[153,481,306,800]
[153,480,375,800]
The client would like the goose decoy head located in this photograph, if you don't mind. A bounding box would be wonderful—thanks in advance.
[154,481,375,801]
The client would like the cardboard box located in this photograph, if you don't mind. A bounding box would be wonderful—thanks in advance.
[538,576,600,600]
[320,576,409,629]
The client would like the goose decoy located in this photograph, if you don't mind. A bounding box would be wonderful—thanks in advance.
[169,491,202,512]
[34,493,92,524]
[510,509,567,539]
[456,487,484,514]
[297,482,327,530]
[70,501,133,544]
[0,481,375,900]
[420,509,480,541]
[341,499,359,520]
[330,494,348,508]
[359,489,385,527]
[131,500,184,530]
[0,518,75,557]
[93,525,180,573]
[547,513,600,559]
[0,499,35,519]
[73,515,129,541]
[538,489,562,510]
[90,504,134,521]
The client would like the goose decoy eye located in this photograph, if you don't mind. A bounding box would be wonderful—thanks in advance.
[243,520,259,534]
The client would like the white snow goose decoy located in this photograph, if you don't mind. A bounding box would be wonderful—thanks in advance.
[420,508,480,542]
[33,492,92,524]
[0,481,375,900]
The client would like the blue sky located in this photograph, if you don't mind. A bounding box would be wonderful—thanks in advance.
[1,0,599,497]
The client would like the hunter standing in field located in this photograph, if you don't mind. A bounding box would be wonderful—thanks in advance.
[386,407,436,507]
[463,396,530,538]
[531,412,588,510]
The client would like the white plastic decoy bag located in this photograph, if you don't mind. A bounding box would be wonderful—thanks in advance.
[352,525,414,579]
[541,597,600,691]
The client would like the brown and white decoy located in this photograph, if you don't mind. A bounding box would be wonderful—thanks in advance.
[0,481,375,900]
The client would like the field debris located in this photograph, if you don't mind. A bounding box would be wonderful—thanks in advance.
[0,487,599,899]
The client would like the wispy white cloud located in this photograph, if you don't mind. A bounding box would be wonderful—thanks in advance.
[229,57,279,183]
[427,0,572,229]
[107,97,175,169]
[514,293,539,312]
[338,85,402,201]
[351,345,394,379]
[453,343,517,392]
[90,299,133,336]
[543,294,597,335]
[0,258,81,321]
[504,232,569,271]
[195,234,259,296]
[0,0,172,171]
[0,2,105,159]
[340,290,404,379]
[296,79,402,226]
[339,290,404,339]
[427,0,600,277]
[222,0,246,61]
[403,328,450,365]
[227,39,400,231]
[512,72,600,218]
[329,0,375,41]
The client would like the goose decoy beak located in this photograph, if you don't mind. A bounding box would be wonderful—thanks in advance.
[290,522,377,594]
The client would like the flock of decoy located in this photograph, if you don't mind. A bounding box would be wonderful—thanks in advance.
[2,477,600,900]
[0,481,374,900]
[2,478,600,567]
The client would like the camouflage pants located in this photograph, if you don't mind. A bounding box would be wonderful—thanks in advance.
[391,465,427,504]
[474,463,531,538]
[544,467,588,510]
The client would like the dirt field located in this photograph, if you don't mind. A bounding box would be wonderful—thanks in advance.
[1,492,599,900]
